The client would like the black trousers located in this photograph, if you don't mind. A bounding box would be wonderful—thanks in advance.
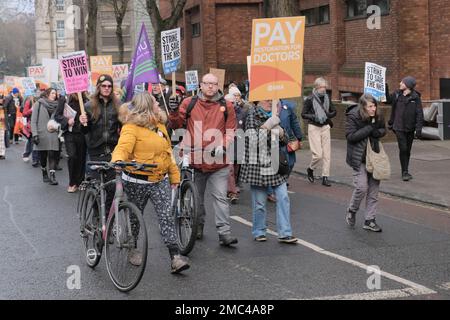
[395,131,415,173]
[65,133,87,187]
[40,150,59,171]
[7,114,19,142]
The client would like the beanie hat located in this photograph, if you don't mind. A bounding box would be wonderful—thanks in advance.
[229,86,241,97]
[97,74,114,86]
[12,88,19,94]
[402,76,417,90]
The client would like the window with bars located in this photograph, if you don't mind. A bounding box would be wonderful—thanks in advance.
[55,0,65,12]
[346,0,390,18]
[301,6,330,26]
[56,20,65,40]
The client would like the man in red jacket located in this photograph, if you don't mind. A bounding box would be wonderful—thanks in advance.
[168,73,238,247]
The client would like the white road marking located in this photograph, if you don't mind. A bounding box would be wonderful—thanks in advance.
[437,282,450,291]
[299,288,431,300]
[231,215,437,298]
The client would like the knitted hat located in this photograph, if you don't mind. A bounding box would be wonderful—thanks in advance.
[97,74,114,86]
[229,86,241,96]
[12,88,19,94]
[402,76,417,90]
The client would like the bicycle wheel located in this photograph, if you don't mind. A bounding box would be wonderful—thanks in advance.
[174,180,199,256]
[81,190,102,268]
[105,201,148,292]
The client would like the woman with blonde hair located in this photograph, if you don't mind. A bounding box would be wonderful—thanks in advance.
[112,91,189,274]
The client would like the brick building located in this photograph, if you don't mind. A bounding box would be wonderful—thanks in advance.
[160,0,450,101]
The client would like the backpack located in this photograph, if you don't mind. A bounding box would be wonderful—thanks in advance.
[184,95,228,128]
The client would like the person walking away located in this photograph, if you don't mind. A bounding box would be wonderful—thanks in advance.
[302,78,337,187]
[112,92,189,273]
[4,88,23,144]
[31,88,60,185]
[385,77,424,182]
[345,94,386,232]
[55,93,88,193]
[168,73,239,247]
[240,100,298,244]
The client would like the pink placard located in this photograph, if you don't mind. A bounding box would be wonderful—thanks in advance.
[60,51,90,94]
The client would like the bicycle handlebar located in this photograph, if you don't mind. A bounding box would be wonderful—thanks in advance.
[87,161,158,172]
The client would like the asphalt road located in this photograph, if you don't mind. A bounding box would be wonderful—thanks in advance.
[1,143,449,300]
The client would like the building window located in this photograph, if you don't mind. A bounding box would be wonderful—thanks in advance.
[56,20,65,45]
[346,0,390,18]
[192,23,200,38]
[301,8,316,26]
[319,6,330,24]
[55,0,65,12]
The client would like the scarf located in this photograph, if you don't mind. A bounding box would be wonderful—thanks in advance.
[312,89,330,125]
[39,98,59,116]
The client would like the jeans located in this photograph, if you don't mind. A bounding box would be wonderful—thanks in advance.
[251,183,292,239]
[395,131,415,173]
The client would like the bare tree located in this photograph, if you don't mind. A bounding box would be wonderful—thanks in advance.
[145,0,187,69]
[86,0,99,56]
[264,0,300,17]
[107,0,130,63]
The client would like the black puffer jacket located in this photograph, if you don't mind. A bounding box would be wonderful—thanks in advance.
[82,98,121,157]
[386,89,424,133]
[346,104,386,171]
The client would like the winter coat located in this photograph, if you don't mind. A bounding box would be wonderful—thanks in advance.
[280,100,303,169]
[168,90,237,173]
[31,98,60,151]
[81,98,121,157]
[386,89,424,133]
[346,104,386,171]
[302,94,337,127]
[239,105,289,187]
[54,96,86,136]
[111,123,180,184]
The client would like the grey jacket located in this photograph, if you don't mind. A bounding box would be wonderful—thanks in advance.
[31,98,60,151]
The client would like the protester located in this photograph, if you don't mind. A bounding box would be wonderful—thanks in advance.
[151,76,171,115]
[386,77,424,182]
[168,73,239,247]
[227,86,251,204]
[21,95,39,166]
[80,75,121,211]
[345,94,386,232]
[0,94,7,160]
[31,88,60,185]
[114,87,125,102]
[4,88,23,144]
[240,99,298,244]
[302,77,337,187]
[55,93,88,193]
[112,91,190,274]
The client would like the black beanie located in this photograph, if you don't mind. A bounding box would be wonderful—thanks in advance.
[402,76,417,90]
[97,74,114,86]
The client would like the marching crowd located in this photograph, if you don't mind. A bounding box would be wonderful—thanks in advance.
[0,72,424,274]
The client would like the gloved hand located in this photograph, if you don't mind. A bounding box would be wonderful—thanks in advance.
[33,135,40,146]
[415,130,422,139]
[168,96,181,111]
[212,146,226,158]
[261,116,280,130]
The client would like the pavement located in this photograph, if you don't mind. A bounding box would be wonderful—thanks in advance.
[293,139,450,210]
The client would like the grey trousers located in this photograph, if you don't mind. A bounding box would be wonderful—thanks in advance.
[195,166,232,236]
[348,164,380,221]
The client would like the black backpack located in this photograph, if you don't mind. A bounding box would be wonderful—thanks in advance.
[184,95,229,128]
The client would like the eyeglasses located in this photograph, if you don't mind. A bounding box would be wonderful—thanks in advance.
[202,82,219,87]
[101,85,113,89]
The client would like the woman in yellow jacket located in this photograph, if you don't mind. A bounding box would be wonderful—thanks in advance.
[112,91,189,274]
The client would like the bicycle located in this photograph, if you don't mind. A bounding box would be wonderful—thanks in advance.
[79,161,156,292]
[171,146,201,256]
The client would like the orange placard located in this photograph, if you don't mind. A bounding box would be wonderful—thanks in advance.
[249,16,305,102]
[90,55,113,87]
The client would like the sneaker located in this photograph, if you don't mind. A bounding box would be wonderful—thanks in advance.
[67,186,78,193]
[32,161,40,168]
[23,157,30,163]
[254,235,267,242]
[128,249,143,266]
[346,209,356,228]
[363,219,383,232]
[196,224,204,240]
[278,236,298,244]
[307,168,315,183]
[228,193,239,204]
[219,234,238,247]
[171,255,190,274]
[402,172,413,182]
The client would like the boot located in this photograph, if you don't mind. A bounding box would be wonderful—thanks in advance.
[196,224,204,240]
[307,168,315,183]
[322,177,332,187]
[49,170,58,186]
[42,168,50,183]
[219,234,238,247]
[168,246,190,274]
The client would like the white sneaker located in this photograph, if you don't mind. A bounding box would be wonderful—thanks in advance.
[23,157,30,163]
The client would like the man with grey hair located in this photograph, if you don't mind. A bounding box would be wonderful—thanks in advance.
[302,77,337,187]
